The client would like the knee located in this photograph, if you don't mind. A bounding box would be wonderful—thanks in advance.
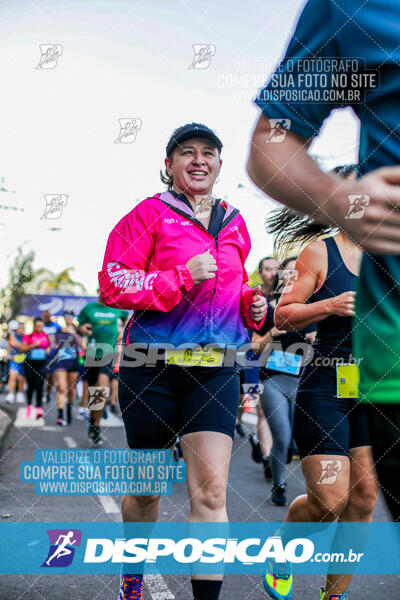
[272,431,290,454]
[58,385,67,395]
[123,494,160,509]
[309,492,349,521]
[194,480,226,513]
[347,486,377,517]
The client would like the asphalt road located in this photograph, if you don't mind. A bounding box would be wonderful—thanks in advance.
[0,393,398,600]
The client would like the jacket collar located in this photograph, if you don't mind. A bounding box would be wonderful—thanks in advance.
[158,191,239,239]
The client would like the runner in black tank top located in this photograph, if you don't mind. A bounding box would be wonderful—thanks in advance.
[293,235,366,458]
[308,236,354,363]
[262,169,379,600]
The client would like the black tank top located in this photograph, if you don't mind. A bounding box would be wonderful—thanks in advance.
[310,236,357,360]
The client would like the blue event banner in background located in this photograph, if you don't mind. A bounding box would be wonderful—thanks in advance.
[19,294,98,317]
[0,522,399,575]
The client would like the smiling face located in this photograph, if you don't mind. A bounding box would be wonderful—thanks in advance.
[165,137,222,198]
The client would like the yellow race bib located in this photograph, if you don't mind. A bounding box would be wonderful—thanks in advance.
[165,347,224,367]
[336,364,359,398]
[13,353,26,364]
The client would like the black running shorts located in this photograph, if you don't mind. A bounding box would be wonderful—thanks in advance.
[293,365,370,458]
[118,364,240,449]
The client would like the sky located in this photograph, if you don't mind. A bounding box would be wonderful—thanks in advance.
[0,0,359,295]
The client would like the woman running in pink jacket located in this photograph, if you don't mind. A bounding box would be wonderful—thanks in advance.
[99,122,267,600]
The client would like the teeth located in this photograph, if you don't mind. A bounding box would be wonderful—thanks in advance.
[190,171,206,175]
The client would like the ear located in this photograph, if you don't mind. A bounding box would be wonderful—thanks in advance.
[217,158,222,174]
[165,156,173,176]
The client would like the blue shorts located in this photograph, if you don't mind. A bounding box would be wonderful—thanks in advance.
[9,361,25,376]
[293,365,370,458]
[118,364,240,449]
[46,358,79,373]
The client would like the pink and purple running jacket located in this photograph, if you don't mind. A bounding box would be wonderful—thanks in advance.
[98,191,266,347]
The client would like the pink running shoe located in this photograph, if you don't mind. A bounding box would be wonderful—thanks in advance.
[25,405,33,418]
[36,407,44,420]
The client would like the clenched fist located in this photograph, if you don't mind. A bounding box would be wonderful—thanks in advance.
[186,249,218,285]
[330,166,400,254]
[250,285,268,322]
[327,291,356,317]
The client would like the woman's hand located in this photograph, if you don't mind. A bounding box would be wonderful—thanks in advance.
[79,323,93,337]
[186,250,218,285]
[270,326,287,337]
[250,286,268,322]
[327,291,356,317]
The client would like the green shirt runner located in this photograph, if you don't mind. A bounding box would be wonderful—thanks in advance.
[255,0,400,404]
[78,301,129,346]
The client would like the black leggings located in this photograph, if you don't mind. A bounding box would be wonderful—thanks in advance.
[24,359,47,408]
[367,403,400,521]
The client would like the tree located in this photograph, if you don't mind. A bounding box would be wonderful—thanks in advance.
[248,268,262,288]
[27,267,87,295]
[0,246,35,321]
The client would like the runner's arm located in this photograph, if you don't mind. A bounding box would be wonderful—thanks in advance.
[251,328,274,355]
[236,215,268,330]
[20,335,37,353]
[274,242,334,330]
[248,115,340,226]
[72,332,83,347]
[247,0,400,253]
[77,307,92,336]
[98,206,195,312]
[9,334,23,352]
[5,338,12,360]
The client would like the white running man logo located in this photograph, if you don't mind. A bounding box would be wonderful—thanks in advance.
[46,531,77,566]
[317,459,343,485]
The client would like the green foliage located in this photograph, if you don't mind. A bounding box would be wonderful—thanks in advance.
[0,246,35,321]
[248,268,262,288]
[0,252,88,322]
[27,267,87,295]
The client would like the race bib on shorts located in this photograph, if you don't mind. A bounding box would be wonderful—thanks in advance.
[165,347,224,367]
[265,350,301,376]
[29,348,47,360]
[13,353,26,364]
[336,364,359,398]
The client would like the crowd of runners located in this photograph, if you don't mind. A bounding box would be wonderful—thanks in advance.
[0,145,398,600]
[0,150,379,600]
[1,299,127,439]
[2,0,400,598]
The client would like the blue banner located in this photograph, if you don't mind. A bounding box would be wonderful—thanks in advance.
[0,522,399,574]
[19,294,98,317]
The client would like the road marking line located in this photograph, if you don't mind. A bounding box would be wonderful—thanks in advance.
[242,412,257,425]
[98,495,119,513]
[100,412,123,427]
[14,407,44,428]
[64,436,77,448]
[42,426,62,432]
[145,573,175,599]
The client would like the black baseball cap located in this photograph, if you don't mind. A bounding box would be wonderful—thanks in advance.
[166,123,223,157]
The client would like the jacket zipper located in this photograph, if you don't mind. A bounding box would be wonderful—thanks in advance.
[160,198,240,343]
[208,236,218,340]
